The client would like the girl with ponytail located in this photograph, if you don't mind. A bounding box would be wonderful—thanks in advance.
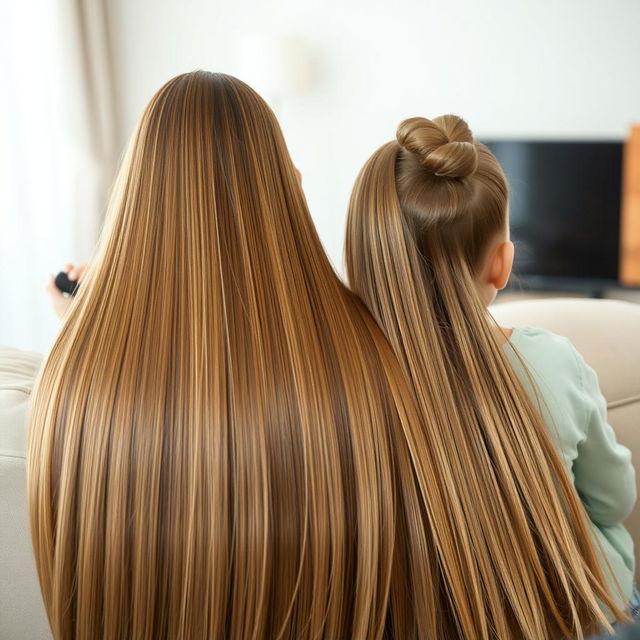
[346,115,636,639]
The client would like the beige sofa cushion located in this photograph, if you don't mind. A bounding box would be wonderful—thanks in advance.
[0,346,50,639]
[491,298,640,577]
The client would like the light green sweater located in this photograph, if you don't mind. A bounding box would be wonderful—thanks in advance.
[504,326,636,613]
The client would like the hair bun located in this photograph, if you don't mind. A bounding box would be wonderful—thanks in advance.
[396,115,479,178]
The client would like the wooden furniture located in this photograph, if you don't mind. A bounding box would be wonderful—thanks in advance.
[620,125,640,285]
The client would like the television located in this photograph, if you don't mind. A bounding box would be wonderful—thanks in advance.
[482,140,624,291]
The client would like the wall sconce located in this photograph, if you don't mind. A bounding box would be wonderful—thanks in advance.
[239,34,315,111]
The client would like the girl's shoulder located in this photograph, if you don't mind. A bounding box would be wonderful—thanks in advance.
[509,325,574,348]
[504,326,587,396]
[504,326,598,445]
[508,325,580,360]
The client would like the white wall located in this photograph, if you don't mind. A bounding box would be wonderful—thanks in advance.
[107,0,640,272]
[2,0,636,353]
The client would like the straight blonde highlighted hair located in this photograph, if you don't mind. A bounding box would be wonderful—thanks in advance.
[29,72,447,639]
[346,115,627,639]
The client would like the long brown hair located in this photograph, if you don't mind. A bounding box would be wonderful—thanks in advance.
[345,115,626,639]
[28,72,449,639]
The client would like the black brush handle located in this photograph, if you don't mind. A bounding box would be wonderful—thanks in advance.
[54,271,80,296]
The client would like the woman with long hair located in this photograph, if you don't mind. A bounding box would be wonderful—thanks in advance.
[345,115,634,639]
[28,71,437,640]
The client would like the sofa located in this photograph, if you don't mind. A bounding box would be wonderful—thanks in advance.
[1,298,638,639]
[0,346,49,639]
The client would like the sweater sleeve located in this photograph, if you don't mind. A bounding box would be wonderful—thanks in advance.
[571,352,636,527]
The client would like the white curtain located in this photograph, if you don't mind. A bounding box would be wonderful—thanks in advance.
[0,0,118,353]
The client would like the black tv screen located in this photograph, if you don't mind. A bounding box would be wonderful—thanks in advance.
[482,140,623,287]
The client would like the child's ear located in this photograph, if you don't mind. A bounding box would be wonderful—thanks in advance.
[489,241,515,290]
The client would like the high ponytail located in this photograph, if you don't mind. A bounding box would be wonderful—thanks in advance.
[346,115,626,639]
